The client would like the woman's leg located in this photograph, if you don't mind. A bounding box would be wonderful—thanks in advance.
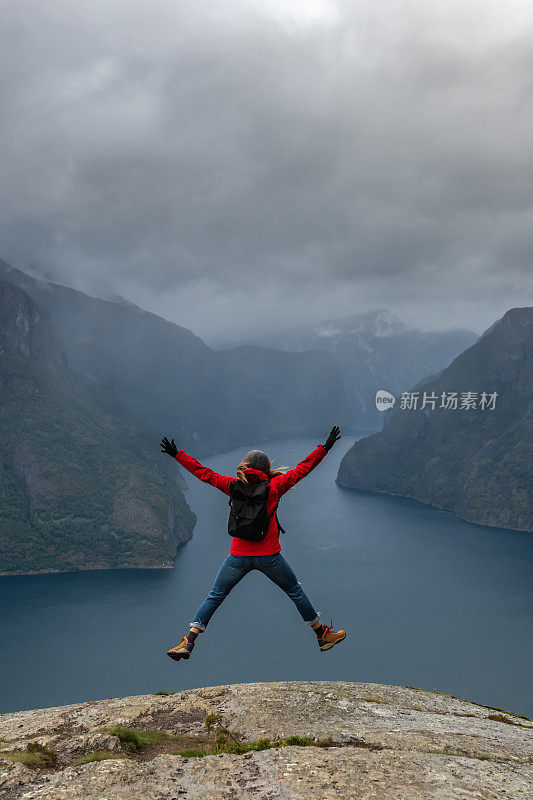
[189,554,251,631]
[256,553,321,626]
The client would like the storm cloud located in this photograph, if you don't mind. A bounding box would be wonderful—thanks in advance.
[1,0,532,343]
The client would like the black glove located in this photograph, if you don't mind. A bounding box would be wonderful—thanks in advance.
[160,436,178,458]
[322,425,341,451]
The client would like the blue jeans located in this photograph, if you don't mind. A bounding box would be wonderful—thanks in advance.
[190,553,321,631]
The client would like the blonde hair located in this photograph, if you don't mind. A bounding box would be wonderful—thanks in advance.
[236,455,295,491]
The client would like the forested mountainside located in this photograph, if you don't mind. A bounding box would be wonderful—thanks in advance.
[337,307,532,532]
[0,279,195,574]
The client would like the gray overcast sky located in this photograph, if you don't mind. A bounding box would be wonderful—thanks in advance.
[1,0,532,345]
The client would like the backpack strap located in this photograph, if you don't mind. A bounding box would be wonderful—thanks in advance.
[267,478,286,534]
[228,479,236,507]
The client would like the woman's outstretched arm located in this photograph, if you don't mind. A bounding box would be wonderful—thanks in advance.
[270,426,341,497]
[270,445,328,497]
[161,436,234,495]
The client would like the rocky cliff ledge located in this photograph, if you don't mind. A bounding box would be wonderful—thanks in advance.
[1,681,532,799]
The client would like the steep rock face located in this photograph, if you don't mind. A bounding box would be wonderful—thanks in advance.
[337,307,533,531]
[0,681,531,799]
[0,280,66,368]
[0,280,196,574]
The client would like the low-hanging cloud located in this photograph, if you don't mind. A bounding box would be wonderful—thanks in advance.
[1,0,532,342]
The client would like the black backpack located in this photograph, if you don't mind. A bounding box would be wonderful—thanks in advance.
[228,478,286,542]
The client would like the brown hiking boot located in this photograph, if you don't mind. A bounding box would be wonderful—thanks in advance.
[167,635,194,661]
[317,619,346,651]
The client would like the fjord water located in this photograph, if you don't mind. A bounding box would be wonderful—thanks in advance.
[1,431,532,716]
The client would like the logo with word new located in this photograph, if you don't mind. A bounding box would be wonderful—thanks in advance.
[375,389,396,411]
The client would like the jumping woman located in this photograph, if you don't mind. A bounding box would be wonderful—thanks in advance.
[160,426,346,661]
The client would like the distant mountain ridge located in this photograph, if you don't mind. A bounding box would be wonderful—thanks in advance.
[241,309,478,422]
[337,307,533,532]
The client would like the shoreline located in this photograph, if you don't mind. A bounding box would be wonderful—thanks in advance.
[335,478,532,534]
[0,563,176,578]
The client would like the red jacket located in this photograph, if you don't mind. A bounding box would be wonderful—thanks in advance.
[174,445,328,555]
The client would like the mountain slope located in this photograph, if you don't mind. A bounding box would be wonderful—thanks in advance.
[0,280,196,574]
[0,259,350,452]
[215,344,348,443]
[336,307,533,531]
[244,309,478,423]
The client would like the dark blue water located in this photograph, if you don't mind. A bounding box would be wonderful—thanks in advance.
[1,433,532,717]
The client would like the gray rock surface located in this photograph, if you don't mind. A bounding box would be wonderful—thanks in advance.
[1,681,532,799]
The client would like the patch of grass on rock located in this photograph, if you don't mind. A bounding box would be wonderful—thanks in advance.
[102,726,212,757]
[73,750,126,766]
[174,729,335,759]
[103,727,174,751]
[204,713,222,732]
[3,742,58,770]
[487,713,531,728]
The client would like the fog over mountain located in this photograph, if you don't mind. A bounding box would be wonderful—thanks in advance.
[242,309,478,422]
[1,0,532,344]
